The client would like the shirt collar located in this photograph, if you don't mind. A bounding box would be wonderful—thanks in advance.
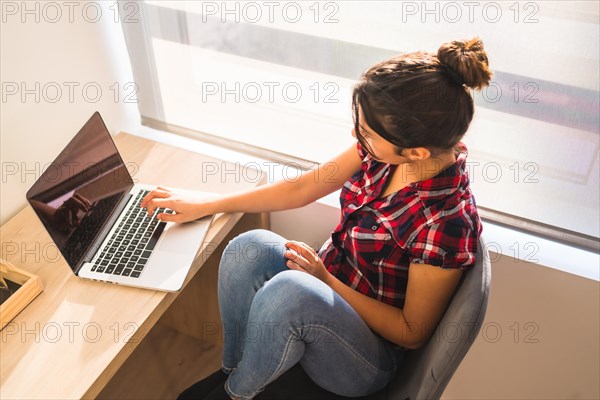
[410,141,469,202]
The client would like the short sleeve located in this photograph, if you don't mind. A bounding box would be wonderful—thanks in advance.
[407,220,479,270]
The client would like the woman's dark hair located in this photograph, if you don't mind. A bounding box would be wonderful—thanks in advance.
[352,37,492,157]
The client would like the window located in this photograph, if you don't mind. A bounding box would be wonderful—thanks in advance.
[120,1,600,251]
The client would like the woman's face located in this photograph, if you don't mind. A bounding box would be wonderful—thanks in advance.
[352,106,407,164]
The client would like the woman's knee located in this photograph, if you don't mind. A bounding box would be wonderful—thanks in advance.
[218,229,287,282]
[253,271,332,318]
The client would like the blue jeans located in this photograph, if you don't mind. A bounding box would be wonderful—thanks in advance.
[218,229,403,400]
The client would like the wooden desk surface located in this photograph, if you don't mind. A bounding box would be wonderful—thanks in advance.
[0,133,264,399]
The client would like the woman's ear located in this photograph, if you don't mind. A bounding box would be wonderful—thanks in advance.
[405,147,431,161]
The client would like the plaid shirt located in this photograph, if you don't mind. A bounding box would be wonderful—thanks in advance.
[319,141,482,309]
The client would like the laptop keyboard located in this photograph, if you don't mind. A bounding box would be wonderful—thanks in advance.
[90,190,173,278]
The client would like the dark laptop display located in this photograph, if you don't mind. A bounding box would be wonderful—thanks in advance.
[26,112,133,270]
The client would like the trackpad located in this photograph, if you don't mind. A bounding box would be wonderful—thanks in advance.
[158,217,211,254]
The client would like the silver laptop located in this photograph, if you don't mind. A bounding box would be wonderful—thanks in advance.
[26,111,212,292]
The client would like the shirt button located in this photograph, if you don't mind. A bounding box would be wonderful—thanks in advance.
[371,225,378,231]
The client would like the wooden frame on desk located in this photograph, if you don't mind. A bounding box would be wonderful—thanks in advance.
[0,133,269,399]
[0,259,44,331]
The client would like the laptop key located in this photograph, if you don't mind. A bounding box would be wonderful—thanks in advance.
[97,267,105,273]
[122,268,132,277]
[105,265,115,274]
[146,222,166,251]
[114,264,125,275]
[134,265,144,271]
[130,271,141,278]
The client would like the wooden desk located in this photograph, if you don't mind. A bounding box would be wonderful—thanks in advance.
[0,133,268,399]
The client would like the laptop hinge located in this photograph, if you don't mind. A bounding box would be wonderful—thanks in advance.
[74,191,133,274]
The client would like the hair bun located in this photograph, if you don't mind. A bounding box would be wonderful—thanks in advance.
[437,37,492,90]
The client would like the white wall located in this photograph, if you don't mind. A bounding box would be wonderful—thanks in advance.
[442,252,599,400]
[0,0,140,224]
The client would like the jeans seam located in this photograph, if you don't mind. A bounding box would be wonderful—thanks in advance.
[268,329,296,382]
[222,364,237,374]
[301,323,395,375]
[225,378,248,400]
[227,332,296,400]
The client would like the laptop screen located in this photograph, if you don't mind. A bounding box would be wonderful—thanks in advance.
[26,112,134,270]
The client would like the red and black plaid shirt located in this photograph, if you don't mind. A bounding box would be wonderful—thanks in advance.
[319,141,482,309]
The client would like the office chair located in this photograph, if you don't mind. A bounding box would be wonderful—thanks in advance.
[257,234,492,400]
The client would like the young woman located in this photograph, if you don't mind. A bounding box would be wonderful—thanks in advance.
[142,37,491,400]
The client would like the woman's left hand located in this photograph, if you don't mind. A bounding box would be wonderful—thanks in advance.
[285,241,333,285]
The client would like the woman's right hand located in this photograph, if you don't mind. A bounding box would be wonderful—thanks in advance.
[140,186,220,223]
